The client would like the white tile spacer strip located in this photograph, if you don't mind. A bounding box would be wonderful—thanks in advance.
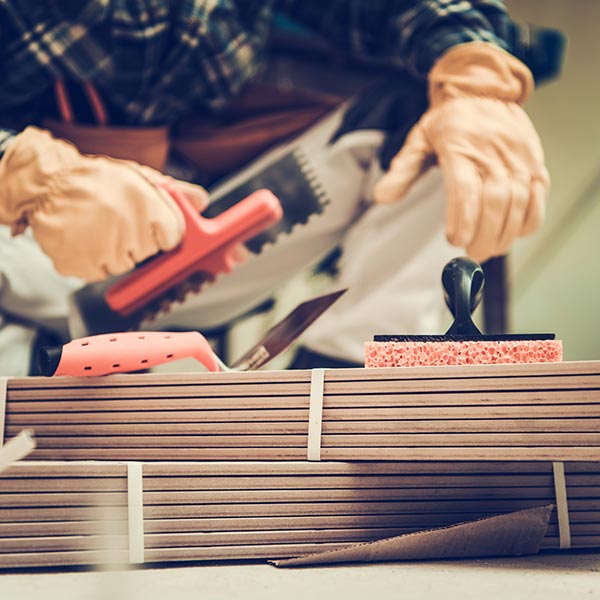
[552,461,572,549]
[0,429,36,474]
[307,369,326,461]
[0,377,7,446]
[127,462,145,564]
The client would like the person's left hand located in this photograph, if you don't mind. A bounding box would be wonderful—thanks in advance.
[373,42,549,263]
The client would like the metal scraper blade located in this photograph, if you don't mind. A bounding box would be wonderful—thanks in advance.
[230,288,347,371]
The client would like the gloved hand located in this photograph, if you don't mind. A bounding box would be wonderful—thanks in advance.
[0,127,208,281]
[373,42,549,262]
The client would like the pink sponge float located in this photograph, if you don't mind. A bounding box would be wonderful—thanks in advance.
[366,256,563,368]
[365,338,563,368]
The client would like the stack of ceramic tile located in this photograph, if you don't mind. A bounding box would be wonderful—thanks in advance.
[0,460,598,568]
[3,361,600,461]
[1,360,599,569]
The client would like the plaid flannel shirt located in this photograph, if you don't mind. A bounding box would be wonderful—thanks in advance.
[0,0,510,128]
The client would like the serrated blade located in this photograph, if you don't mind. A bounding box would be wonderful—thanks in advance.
[68,271,214,338]
[230,288,347,371]
[205,148,329,254]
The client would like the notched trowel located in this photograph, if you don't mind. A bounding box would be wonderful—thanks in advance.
[70,147,330,338]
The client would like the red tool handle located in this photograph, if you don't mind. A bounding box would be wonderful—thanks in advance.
[40,331,220,377]
[105,184,283,316]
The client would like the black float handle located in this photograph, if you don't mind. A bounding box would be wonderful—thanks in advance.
[442,257,485,336]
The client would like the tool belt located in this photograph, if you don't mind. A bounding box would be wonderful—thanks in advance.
[42,80,341,179]
[43,116,169,171]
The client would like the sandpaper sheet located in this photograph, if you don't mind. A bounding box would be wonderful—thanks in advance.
[272,505,554,567]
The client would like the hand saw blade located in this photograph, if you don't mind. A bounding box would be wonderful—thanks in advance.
[231,288,347,371]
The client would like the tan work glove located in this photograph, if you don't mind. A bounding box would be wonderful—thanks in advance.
[373,42,549,262]
[0,127,208,281]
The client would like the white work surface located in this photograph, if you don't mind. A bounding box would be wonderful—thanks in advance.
[0,552,599,600]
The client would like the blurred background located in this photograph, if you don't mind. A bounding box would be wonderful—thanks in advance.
[506,0,600,361]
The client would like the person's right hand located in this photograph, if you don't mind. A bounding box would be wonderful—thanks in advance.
[0,127,208,282]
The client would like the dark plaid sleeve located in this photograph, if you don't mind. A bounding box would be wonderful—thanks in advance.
[0,1,274,125]
[0,1,513,126]
[277,0,512,77]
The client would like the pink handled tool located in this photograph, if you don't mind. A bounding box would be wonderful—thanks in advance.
[105,182,283,317]
[39,331,224,377]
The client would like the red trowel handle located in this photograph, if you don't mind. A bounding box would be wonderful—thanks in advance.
[38,331,221,377]
[105,183,283,316]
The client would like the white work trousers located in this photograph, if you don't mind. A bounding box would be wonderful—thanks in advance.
[0,228,81,375]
